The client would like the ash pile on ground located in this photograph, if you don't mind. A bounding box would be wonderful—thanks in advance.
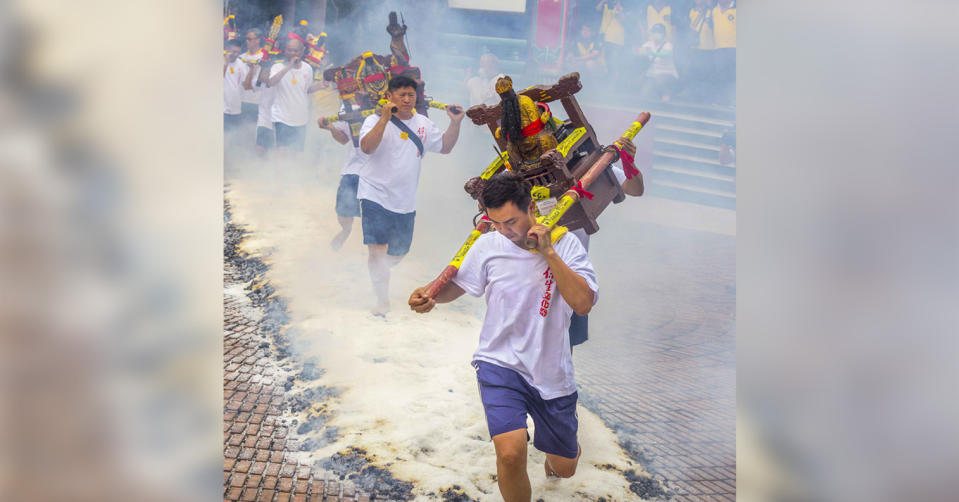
[320,447,415,501]
[227,197,419,499]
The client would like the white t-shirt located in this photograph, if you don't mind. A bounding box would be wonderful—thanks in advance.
[356,113,444,214]
[269,62,313,127]
[255,83,275,129]
[453,231,599,400]
[223,59,249,115]
[239,51,263,104]
[642,41,679,79]
[572,164,628,250]
[466,72,504,107]
[333,120,366,176]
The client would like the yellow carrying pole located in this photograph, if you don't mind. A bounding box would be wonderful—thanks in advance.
[323,108,377,124]
[524,111,651,249]
[428,100,463,114]
[424,217,492,299]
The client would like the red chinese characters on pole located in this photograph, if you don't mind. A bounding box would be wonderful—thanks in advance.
[539,267,554,317]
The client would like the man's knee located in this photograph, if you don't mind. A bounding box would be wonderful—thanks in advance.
[497,446,526,471]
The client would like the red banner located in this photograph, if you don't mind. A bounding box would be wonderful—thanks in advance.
[533,0,566,49]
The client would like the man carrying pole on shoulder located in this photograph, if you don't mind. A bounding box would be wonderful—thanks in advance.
[408,172,598,501]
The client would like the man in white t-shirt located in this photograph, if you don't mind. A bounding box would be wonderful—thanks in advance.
[358,75,465,316]
[636,23,679,102]
[223,38,248,135]
[317,106,368,250]
[464,53,503,107]
[243,60,276,156]
[408,173,598,500]
[269,38,324,154]
[239,28,264,127]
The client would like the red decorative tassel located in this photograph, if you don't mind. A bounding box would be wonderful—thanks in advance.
[612,144,640,180]
[570,180,594,200]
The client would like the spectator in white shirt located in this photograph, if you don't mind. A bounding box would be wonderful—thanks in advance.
[464,53,503,107]
[358,76,465,316]
[636,23,679,102]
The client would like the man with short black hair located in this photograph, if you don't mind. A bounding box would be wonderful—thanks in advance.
[408,172,598,501]
[358,75,464,316]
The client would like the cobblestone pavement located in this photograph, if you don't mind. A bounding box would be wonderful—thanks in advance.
[224,258,385,502]
[576,221,736,501]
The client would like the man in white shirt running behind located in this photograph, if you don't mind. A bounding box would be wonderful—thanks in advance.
[408,173,598,502]
[358,75,464,316]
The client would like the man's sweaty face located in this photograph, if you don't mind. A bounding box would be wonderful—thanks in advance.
[387,87,417,112]
[486,201,534,245]
[285,41,303,60]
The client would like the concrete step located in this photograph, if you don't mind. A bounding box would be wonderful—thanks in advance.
[657,124,724,146]
[655,137,721,159]
[641,100,736,123]
[654,151,736,173]
[646,181,736,210]
[652,165,735,193]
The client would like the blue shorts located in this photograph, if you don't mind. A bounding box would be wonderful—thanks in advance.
[360,199,415,256]
[473,360,579,459]
[335,175,361,218]
[256,126,275,151]
[569,313,588,347]
[274,122,305,151]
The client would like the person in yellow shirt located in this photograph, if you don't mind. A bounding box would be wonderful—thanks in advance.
[687,0,715,101]
[597,0,625,84]
[567,24,606,79]
[712,0,736,49]
[712,0,736,104]
[646,0,674,44]
[689,0,715,50]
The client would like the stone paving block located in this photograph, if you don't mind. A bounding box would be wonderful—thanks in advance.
[225,486,243,500]
[294,479,309,493]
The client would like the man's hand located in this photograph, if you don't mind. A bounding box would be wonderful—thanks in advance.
[317,117,330,130]
[616,137,636,157]
[446,104,465,122]
[527,223,554,254]
[377,100,395,121]
[408,286,436,314]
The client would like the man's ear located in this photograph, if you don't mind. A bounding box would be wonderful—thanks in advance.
[528,199,537,215]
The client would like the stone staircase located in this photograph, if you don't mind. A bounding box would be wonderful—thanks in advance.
[644,102,736,210]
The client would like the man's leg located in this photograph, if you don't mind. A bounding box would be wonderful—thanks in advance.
[332,216,353,250]
[367,244,391,315]
[332,175,361,250]
[529,385,580,479]
[544,445,581,478]
[492,429,531,502]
